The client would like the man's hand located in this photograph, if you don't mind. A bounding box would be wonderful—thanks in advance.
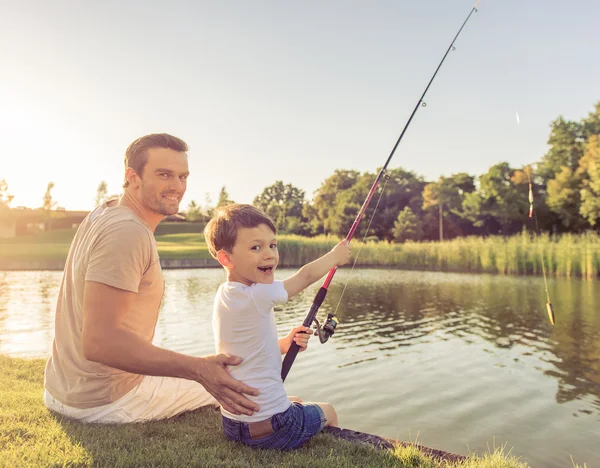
[279,326,312,354]
[195,354,260,416]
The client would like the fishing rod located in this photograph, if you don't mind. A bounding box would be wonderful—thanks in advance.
[281,0,482,382]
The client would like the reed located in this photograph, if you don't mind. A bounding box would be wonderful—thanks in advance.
[277,232,600,279]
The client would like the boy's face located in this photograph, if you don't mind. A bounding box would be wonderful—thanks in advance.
[225,223,279,286]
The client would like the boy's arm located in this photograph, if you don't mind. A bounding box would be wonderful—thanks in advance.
[283,241,351,299]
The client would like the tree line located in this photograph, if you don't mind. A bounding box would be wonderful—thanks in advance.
[188,101,599,242]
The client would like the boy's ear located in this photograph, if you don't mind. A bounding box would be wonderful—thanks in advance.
[216,250,233,268]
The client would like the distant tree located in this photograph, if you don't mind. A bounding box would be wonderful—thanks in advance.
[578,135,600,226]
[95,181,108,207]
[538,117,585,182]
[318,167,425,240]
[546,166,587,231]
[392,207,422,242]
[42,181,57,231]
[423,172,476,240]
[311,170,360,235]
[216,186,234,208]
[43,182,56,212]
[582,101,600,139]
[0,179,13,209]
[253,181,307,233]
[185,199,204,222]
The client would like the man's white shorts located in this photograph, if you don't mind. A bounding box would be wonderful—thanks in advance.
[44,375,218,423]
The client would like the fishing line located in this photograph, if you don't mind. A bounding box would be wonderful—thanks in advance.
[526,170,555,325]
[330,174,391,320]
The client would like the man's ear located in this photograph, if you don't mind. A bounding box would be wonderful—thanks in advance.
[125,167,141,188]
[217,250,233,268]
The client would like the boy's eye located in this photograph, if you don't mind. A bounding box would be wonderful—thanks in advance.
[251,246,261,251]
[270,244,278,249]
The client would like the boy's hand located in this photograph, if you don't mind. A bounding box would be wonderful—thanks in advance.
[331,240,352,267]
[279,326,312,354]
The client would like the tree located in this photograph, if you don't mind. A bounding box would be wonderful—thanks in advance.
[0,179,13,210]
[253,181,307,234]
[0,179,14,226]
[311,170,360,235]
[316,167,426,240]
[538,117,585,182]
[185,200,204,222]
[43,182,56,212]
[95,181,108,207]
[392,207,422,242]
[460,163,529,235]
[423,172,476,240]
[578,135,600,226]
[216,186,234,208]
[546,166,587,231]
[42,181,57,231]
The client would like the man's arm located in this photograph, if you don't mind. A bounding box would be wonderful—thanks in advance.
[81,281,260,416]
[283,241,351,299]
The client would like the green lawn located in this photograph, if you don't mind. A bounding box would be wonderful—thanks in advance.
[0,356,531,467]
[0,228,212,261]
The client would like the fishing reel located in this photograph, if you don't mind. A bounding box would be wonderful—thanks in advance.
[313,313,339,344]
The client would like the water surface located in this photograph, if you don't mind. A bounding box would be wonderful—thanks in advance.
[0,268,598,467]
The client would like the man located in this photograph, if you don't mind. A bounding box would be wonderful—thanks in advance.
[44,133,260,423]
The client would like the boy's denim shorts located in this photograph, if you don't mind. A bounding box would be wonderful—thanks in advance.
[222,402,327,450]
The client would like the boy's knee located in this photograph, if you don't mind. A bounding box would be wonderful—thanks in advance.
[288,396,303,403]
[319,402,338,428]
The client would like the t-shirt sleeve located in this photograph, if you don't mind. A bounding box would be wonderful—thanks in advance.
[85,221,154,293]
[250,281,288,315]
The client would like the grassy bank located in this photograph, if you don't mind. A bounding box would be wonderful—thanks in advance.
[0,355,529,467]
[2,227,599,278]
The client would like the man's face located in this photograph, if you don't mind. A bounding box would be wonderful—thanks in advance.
[227,224,279,286]
[137,147,189,216]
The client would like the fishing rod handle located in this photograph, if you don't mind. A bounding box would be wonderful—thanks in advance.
[281,287,329,381]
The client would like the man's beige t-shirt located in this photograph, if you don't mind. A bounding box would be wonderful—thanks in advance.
[44,203,164,409]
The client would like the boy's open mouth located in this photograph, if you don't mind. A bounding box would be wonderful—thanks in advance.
[258,266,274,273]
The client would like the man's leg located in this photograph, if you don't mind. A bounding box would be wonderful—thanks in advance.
[44,376,218,423]
[117,375,219,421]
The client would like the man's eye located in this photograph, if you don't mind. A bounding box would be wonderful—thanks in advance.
[180,175,188,181]
[159,173,169,178]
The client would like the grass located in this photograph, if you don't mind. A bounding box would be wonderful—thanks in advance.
[2,226,600,278]
[0,355,530,467]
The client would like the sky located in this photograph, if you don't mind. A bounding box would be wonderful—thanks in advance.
[1,0,598,211]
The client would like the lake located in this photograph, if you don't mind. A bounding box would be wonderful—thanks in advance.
[0,268,598,467]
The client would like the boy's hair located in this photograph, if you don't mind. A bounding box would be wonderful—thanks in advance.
[123,133,188,188]
[204,204,277,258]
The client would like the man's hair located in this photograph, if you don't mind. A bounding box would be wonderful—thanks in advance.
[123,133,188,188]
[204,204,277,259]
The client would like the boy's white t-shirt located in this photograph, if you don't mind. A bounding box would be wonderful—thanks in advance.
[213,280,291,422]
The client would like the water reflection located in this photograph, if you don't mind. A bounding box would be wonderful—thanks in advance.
[0,269,598,466]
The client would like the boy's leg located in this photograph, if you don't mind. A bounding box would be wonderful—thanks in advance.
[313,402,338,428]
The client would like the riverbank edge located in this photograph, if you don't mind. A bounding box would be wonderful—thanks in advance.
[3,258,598,280]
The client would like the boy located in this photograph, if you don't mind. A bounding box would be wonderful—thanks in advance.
[204,204,351,450]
